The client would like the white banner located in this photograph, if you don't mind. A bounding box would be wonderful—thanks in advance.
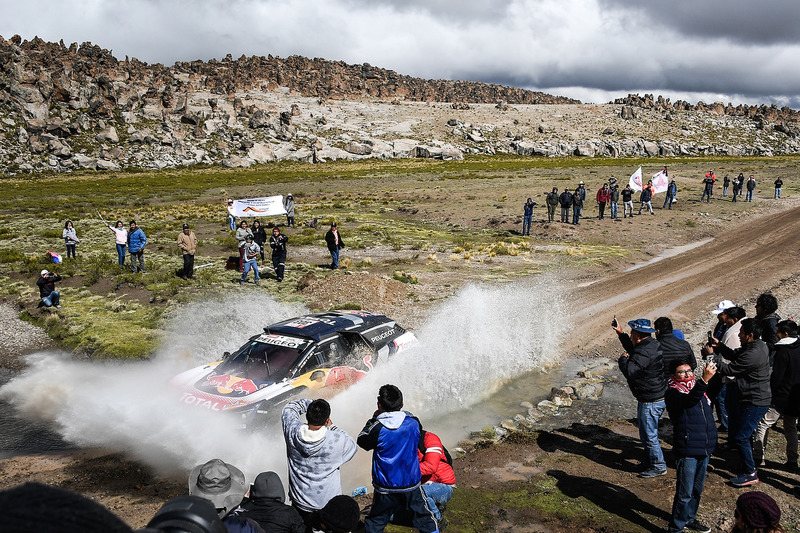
[628,167,643,192]
[227,196,287,217]
[650,169,670,194]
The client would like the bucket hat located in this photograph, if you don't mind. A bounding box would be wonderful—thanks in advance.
[188,459,247,517]
[627,318,656,334]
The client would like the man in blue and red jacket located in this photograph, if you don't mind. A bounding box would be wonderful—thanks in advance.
[357,384,439,533]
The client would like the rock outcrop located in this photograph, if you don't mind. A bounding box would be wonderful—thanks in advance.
[0,35,799,175]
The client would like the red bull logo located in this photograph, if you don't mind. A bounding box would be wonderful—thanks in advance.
[229,378,258,394]
[207,374,232,388]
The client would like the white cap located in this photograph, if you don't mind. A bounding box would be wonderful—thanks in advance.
[40,269,49,276]
[712,300,735,315]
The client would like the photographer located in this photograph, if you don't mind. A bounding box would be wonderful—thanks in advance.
[36,269,62,308]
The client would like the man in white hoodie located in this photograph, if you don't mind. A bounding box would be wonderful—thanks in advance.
[282,398,358,528]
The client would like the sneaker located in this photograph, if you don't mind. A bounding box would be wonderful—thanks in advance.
[638,467,667,478]
[55,305,62,308]
[438,518,448,531]
[239,279,244,285]
[730,472,759,487]
[254,280,260,286]
[686,520,712,533]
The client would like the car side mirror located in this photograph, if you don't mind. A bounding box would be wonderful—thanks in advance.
[222,351,231,360]
[310,370,326,382]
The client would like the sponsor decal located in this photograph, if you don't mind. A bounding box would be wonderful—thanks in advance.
[283,317,320,329]
[370,328,396,343]
[180,392,225,411]
[255,334,308,349]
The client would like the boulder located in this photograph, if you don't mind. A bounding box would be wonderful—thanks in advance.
[248,142,276,163]
[392,139,418,158]
[96,126,119,144]
[221,155,251,168]
[95,159,120,171]
[72,153,97,169]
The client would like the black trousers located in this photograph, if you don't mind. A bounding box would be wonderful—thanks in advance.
[182,254,194,278]
[272,251,286,281]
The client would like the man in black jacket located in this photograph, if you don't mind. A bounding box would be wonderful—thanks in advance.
[269,227,289,282]
[36,269,62,308]
[703,318,771,487]
[665,358,717,533]
[751,320,800,470]
[755,293,780,365]
[655,317,698,378]
[613,317,668,478]
[558,188,573,223]
[233,471,305,533]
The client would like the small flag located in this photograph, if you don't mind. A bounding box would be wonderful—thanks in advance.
[628,167,643,191]
[46,250,62,264]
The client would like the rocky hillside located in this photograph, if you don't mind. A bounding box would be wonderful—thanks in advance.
[1,34,800,175]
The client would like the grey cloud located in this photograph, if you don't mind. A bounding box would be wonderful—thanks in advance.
[599,0,800,45]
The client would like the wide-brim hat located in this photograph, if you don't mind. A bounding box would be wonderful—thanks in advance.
[188,459,247,517]
[712,300,735,315]
[628,319,656,334]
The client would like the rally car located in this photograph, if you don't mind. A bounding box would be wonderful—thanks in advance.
[170,311,417,429]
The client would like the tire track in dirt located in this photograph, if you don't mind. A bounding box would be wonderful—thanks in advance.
[573,203,800,348]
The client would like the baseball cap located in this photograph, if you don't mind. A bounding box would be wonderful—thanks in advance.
[712,300,735,315]
[40,269,49,276]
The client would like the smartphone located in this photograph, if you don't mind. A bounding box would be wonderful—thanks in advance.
[611,315,618,328]
[707,331,713,345]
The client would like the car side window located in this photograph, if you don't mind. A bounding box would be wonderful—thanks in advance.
[296,353,324,375]
[318,338,352,366]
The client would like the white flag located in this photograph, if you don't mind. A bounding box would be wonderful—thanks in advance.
[227,196,288,217]
[650,169,669,194]
[628,167,643,192]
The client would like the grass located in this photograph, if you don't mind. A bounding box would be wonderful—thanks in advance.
[0,154,789,358]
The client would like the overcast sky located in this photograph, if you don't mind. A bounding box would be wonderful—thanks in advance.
[3,0,799,108]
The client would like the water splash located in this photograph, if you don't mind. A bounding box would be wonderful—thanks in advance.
[0,277,565,483]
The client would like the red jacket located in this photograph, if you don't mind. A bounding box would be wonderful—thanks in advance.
[418,431,456,485]
[596,188,610,203]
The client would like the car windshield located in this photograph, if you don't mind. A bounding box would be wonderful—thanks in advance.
[216,334,311,382]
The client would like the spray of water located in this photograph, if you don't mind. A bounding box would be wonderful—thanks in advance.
[0,277,565,485]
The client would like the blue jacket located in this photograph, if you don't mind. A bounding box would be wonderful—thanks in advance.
[357,410,421,493]
[128,228,147,253]
[665,379,717,457]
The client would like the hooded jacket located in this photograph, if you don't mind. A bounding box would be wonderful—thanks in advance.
[665,378,717,457]
[617,334,667,402]
[281,399,357,512]
[715,339,771,406]
[357,410,422,493]
[419,431,456,485]
[234,472,305,533]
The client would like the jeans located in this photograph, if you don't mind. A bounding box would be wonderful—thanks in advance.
[638,201,653,214]
[130,250,145,273]
[668,455,710,533]
[42,291,60,308]
[610,201,618,218]
[701,190,712,202]
[65,244,76,258]
[733,188,739,202]
[663,194,674,209]
[228,214,236,231]
[422,483,454,520]
[286,215,295,227]
[723,185,729,196]
[752,407,798,466]
[637,400,666,470]
[330,247,340,269]
[365,487,438,533]
[522,214,532,235]
[728,401,770,474]
[572,207,580,225]
[746,190,754,201]
[560,206,569,222]
[116,244,126,265]
[775,187,781,199]
[241,259,260,282]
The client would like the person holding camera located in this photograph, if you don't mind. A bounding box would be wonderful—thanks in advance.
[37,269,62,308]
[269,226,289,282]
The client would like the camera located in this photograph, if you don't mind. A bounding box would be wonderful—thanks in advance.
[136,496,226,533]
[706,331,713,345]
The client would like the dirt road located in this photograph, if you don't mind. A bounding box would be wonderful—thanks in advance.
[574,200,800,349]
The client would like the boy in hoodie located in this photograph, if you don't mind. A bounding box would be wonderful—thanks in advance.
[282,398,357,527]
[233,471,305,533]
[357,384,440,533]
